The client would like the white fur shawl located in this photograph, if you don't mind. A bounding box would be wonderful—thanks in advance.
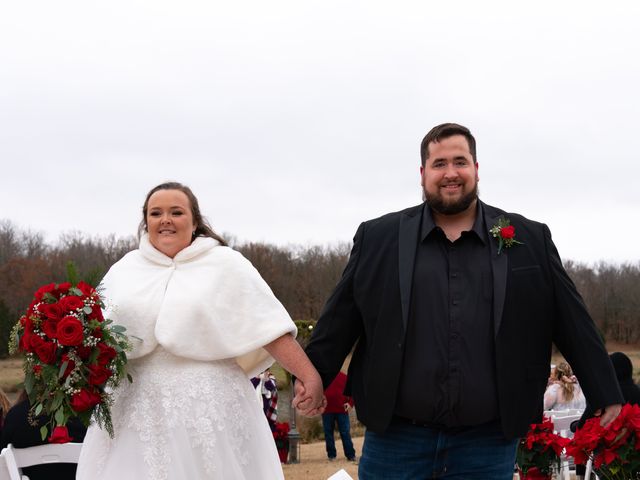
[100,234,297,377]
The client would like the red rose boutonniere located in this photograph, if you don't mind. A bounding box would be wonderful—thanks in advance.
[490,217,523,254]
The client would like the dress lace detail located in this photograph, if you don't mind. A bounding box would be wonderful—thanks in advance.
[78,347,281,480]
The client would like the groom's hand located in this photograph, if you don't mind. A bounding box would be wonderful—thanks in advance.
[293,379,326,416]
[595,403,622,427]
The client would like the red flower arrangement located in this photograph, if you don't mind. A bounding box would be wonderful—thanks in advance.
[272,421,290,463]
[273,421,290,441]
[567,403,640,479]
[516,417,571,479]
[9,281,130,442]
[490,217,523,254]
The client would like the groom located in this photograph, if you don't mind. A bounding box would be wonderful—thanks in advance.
[298,123,623,479]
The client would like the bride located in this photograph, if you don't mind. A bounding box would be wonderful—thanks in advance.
[76,182,325,480]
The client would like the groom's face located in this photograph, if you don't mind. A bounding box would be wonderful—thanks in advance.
[420,135,479,215]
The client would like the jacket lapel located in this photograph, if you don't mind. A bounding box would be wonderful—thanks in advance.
[484,204,508,337]
[398,205,422,333]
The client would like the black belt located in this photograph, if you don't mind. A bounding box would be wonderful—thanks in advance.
[394,416,450,429]
[392,416,476,434]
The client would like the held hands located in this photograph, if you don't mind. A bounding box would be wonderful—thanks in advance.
[293,377,326,417]
[594,403,622,427]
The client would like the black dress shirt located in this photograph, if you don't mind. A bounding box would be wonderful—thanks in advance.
[394,203,498,427]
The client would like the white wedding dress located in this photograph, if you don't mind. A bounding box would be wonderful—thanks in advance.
[76,347,285,480]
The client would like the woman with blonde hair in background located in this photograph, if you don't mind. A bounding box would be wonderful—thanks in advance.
[544,361,586,410]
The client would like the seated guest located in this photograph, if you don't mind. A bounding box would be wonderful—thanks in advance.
[543,362,586,411]
[577,352,640,425]
[609,351,640,403]
[0,390,86,480]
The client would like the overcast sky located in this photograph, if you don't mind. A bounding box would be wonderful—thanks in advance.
[1,1,639,264]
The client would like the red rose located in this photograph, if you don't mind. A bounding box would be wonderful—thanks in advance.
[33,364,42,375]
[34,283,56,302]
[77,281,95,296]
[48,425,73,444]
[27,300,38,316]
[96,343,117,366]
[39,302,64,321]
[36,342,56,365]
[76,345,92,360]
[19,327,34,352]
[59,295,85,313]
[500,225,515,239]
[41,318,60,339]
[61,353,76,378]
[88,306,104,322]
[70,388,101,412]
[56,316,84,346]
[56,282,72,295]
[30,335,57,364]
[88,364,112,385]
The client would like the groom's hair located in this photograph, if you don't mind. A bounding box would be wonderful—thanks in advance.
[420,123,477,167]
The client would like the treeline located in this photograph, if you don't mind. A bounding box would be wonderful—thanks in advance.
[0,220,350,356]
[1,220,639,357]
[564,260,640,344]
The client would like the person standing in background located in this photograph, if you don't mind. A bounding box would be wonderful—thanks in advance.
[322,371,356,462]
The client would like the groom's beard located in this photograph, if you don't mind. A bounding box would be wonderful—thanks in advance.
[423,183,479,215]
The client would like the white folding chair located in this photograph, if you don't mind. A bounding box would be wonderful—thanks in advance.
[550,413,581,437]
[0,452,14,480]
[584,457,600,480]
[0,443,83,480]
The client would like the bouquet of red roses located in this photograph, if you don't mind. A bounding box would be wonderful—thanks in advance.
[516,417,571,478]
[9,281,130,443]
[567,403,640,480]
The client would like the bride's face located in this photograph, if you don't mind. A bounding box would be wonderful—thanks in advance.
[146,189,196,258]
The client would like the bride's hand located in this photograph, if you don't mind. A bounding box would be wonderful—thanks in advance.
[293,378,326,416]
[263,333,326,415]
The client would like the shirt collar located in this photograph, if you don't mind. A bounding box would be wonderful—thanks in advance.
[421,201,486,244]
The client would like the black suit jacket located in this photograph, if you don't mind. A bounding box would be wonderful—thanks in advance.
[306,201,623,439]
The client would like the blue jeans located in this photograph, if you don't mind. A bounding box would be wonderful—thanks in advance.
[359,418,518,479]
[322,412,356,460]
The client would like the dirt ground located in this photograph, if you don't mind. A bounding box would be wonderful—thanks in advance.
[283,436,363,480]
